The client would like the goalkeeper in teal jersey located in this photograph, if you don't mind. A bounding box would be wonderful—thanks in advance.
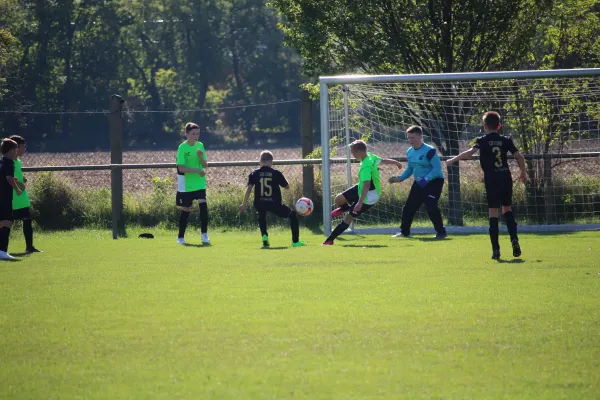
[388,125,447,239]
[323,140,402,245]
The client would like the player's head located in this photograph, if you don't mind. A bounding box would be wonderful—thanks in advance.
[483,111,502,132]
[350,140,368,160]
[9,135,26,157]
[184,122,200,143]
[1,138,18,159]
[259,150,274,166]
[406,125,423,147]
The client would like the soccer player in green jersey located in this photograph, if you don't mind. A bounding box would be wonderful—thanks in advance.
[176,122,210,245]
[9,136,41,253]
[323,140,402,245]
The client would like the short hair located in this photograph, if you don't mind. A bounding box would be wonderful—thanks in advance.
[185,122,200,133]
[260,150,274,162]
[406,125,423,136]
[9,135,25,145]
[1,139,18,154]
[483,111,501,130]
[350,140,367,153]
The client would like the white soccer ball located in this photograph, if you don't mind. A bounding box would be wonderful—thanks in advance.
[295,197,314,217]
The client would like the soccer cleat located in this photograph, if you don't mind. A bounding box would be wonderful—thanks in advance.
[434,231,447,240]
[512,240,522,257]
[392,232,409,238]
[322,240,334,246]
[201,233,210,244]
[25,247,42,254]
[291,241,306,247]
[177,238,186,245]
[492,249,501,260]
[262,234,270,248]
[330,208,345,218]
[0,251,16,261]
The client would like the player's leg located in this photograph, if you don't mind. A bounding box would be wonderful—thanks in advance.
[331,185,358,217]
[0,215,15,260]
[422,178,447,239]
[15,208,40,253]
[323,203,373,245]
[485,179,501,259]
[272,203,304,246]
[395,182,423,237]
[256,207,269,247]
[176,192,192,244]
[197,190,209,244]
[501,177,520,257]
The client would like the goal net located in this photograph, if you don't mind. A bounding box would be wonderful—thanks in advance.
[319,69,600,235]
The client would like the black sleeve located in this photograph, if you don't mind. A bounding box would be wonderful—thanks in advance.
[6,160,14,177]
[278,171,289,187]
[507,137,519,154]
[473,137,482,149]
[247,171,255,186]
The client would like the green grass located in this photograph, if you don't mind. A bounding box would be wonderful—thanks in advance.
[1,229,599,399]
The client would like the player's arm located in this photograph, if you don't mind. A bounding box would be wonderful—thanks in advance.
[389,164,412,184]
[197,148,208,169]
[513,151,528,182]
[6,175,22,196]
[425,150,443,181]
[239,184,253,213]
[279,172,290,190]
[446,147,478,167]
[379,158,403,170]
[16,180,25,191]
[177,164,205,176]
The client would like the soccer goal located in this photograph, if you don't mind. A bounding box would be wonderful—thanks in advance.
[319,68,600,236]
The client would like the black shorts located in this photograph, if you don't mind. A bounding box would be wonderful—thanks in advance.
[341,184,375,218]
[176,189,206,208]
[254,201,294,218]
[13,207,32,220]
[484,174,513,208]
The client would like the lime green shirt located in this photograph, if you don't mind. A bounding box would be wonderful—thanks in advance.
[13,158,31,210]
[358,152,382,205]
[176,141,207,192]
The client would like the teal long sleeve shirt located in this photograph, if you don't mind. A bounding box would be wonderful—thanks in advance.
[399,143,444,182]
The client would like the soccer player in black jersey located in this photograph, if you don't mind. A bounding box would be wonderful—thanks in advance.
[0,139,23,261]
[239,151,305,248]
[446,112,528,260]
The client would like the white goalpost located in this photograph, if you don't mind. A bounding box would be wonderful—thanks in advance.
[320,68,600,236]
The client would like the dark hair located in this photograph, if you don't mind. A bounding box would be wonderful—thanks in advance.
[1,139,18,155]
[483,111,501,130]
[185,122,200,133]
[260,150,274,162]
[9,135,25,145]
[350,140,367,153]
[406,125,423,136]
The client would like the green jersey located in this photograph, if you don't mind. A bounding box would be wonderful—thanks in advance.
[358,152,382,205]
[176,141,207,192]
[13,158,31,210]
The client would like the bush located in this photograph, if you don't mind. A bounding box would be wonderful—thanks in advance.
[29,172,85,230]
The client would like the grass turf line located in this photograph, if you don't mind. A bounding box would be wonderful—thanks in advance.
[1,229,599,399]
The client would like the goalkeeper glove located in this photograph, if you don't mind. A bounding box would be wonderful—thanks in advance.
[416,177,429,188]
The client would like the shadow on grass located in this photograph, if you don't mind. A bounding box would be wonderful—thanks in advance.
[183,243,210,248]
[496,258,526,264]
[261,246,288,250]
[10,253,30,257]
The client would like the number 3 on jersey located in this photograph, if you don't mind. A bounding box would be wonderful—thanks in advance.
[259,177,272,197]
[492,146,502,168]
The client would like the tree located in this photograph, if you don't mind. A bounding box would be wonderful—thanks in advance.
[270,0,554,225]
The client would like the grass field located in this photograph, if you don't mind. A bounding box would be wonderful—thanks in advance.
[1,229,599,399]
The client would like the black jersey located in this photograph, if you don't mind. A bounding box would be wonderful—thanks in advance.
[474,132,519,176]
[0,157,15,203]
[247,166,289,205]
